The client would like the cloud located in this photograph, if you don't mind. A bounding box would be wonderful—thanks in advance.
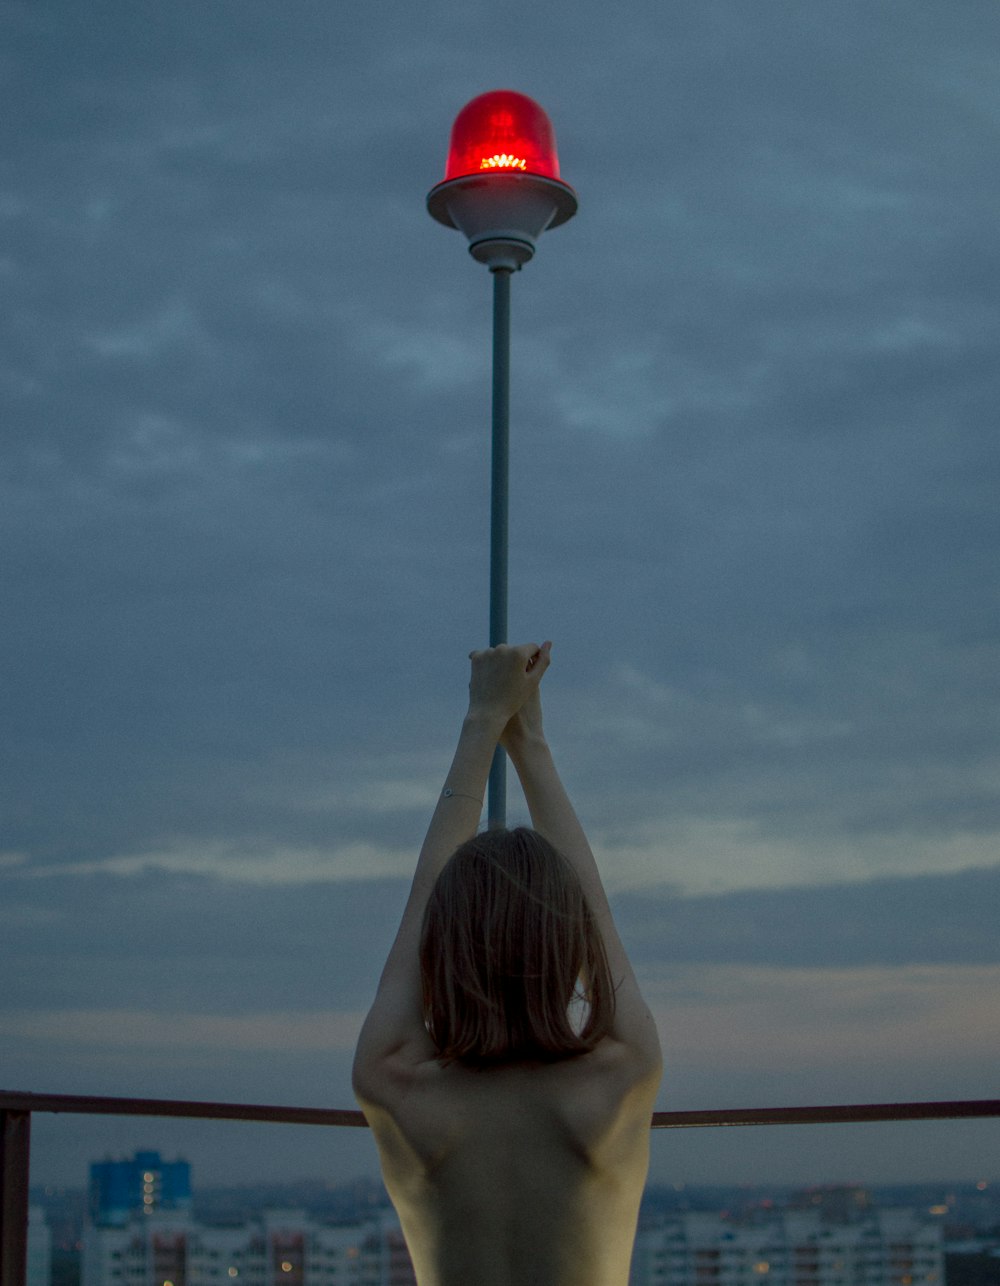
[0,1008,362,1053]
[617,864,1000,966]
[643,961,1000,1110]
[23,840,417,885]
[595,822,1000,898]
[549,652,1000,895]
[4,862,999,1027]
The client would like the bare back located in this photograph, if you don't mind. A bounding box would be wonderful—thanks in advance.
[359,1043,658,1286]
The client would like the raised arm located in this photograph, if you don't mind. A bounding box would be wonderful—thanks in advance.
[501,655,662,1074]
[353,644,549,1093]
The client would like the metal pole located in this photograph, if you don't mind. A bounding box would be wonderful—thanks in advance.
[487,266,512,829]
[0,1109,31,1286]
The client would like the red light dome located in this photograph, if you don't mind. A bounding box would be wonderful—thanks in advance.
[427,90,577,270]
[442,90,563,182]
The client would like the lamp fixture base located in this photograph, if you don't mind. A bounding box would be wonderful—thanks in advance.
[427,172,577,271]
[469,236,535,271]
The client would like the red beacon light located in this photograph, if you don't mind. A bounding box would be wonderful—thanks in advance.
[427,90,577,271]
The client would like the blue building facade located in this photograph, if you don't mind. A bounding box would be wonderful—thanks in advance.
[89,1150,192,1227]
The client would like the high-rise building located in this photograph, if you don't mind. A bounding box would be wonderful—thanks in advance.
[90,1152,192,1227]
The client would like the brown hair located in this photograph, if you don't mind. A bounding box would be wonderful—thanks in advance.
[419,827,615,1066]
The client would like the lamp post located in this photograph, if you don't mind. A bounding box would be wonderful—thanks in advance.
[427,90,577,828]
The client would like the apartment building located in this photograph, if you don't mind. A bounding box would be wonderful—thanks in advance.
[630,1207,943,1286]
[81,1208,414,1286]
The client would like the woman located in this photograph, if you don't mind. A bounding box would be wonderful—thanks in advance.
[353,642,662,1285]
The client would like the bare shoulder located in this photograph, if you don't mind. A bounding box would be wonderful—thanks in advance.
[589,1030,663,1089]
[352,1037,429,1114]
[544,1037,660,1148]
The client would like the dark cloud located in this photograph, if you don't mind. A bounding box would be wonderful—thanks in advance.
[617,864,1000,969]
[3,0,996,878]
[2,864,997,1030]
[0,870,401,1013]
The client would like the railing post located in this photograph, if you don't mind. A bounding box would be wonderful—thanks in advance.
[0,1109,31,1286]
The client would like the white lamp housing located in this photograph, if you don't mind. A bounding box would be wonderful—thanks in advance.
[427,172,578,271]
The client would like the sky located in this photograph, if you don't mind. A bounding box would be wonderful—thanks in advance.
[2,0,999,1191]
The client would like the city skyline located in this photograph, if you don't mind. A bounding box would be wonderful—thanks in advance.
[33,1151,995,1286]
[3,0,999,1187]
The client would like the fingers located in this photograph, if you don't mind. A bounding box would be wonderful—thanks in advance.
[526,640,552,672]
[466,641,552,723]
[469,641,552,670]
[514,642,541,670]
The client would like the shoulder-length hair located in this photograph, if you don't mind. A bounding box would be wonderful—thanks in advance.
[419,827,615,1066]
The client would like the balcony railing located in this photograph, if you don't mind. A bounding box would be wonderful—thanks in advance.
[3,1089,999,1286]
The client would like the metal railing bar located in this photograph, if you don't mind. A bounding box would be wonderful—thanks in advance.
[0,1092,365,1128]
[2,1090,999,1130]
[648,1099,1000,1129]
